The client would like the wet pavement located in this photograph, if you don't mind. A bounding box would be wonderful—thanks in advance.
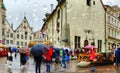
[0,53,120,73]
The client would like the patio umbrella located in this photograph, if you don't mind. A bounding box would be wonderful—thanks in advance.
[19,46,30,54]
[30,44,49,56]
[84,45,96,50]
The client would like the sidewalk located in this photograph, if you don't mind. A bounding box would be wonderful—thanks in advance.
[0,53,120,73]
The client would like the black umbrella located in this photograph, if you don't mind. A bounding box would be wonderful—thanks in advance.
[30,44,49,56]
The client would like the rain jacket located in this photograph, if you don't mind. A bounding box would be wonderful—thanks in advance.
[44,47,53,61]
[89,50,96,61]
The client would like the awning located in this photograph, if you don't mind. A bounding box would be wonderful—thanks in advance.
[0,43,6,48]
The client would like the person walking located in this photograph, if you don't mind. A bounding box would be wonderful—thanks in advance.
[44,46,53,72]
[7,47,13,66]
[20,53,27,66]
[54,50,60,71]
[6,47,13,73]
[60,48,67,69]
[115,46,120,68]
[34,55,43,73]
[89,48,96,71]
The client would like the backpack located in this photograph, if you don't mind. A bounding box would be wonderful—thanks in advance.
[60,50,63,57]
[23,55,29,61]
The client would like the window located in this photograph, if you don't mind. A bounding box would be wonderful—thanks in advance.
[25,35,27,39]
[112,30,113,37]
[6,33,9,37]
[74,36,81,49]
[115,31,117,38]
[57,10,60,19]
[2,28,5,36]
[30,36,32,40]
[25,42,27,46]
[86,0,91,6]
[21,35,23,39]
[21,42,23,46]
[93,1,95,5]
[6,40,9,44]
[108,28,110,36]
[10,40,13,44]
[10,33,13,38]
[17,41,19,45]
[25,32,27,35]
[17,34,19,38]
[98,40,102,52]
[2,18,5,24]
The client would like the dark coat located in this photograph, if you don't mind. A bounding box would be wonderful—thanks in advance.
[115,48,120,58]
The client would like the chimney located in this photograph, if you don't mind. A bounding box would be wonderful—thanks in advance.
[11,23,13,29]
[50,4,54,12]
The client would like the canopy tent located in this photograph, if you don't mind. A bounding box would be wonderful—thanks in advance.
[28,41,51,48]
[28,41,38,48]
[0,43,6,48]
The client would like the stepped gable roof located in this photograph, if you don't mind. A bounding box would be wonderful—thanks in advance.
[15,16,33,33]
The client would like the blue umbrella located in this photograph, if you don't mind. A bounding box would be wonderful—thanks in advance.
[52,48,61,58]
[30,44,49,56]
[12,47,18,52]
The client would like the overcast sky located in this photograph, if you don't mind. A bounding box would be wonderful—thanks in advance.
[3,0,120,32]
[4,0,57,32]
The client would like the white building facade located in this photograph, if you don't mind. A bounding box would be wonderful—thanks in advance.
[42,0,107,52]
[105,5,120,52]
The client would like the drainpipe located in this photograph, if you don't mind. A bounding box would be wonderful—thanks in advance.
[65,0,67,47]
[105,11,107,53]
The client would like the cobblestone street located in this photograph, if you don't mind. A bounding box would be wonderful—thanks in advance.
[0,53,120,73]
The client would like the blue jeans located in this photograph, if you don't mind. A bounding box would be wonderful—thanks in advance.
[46,63,50,72]
[61,59,67,68]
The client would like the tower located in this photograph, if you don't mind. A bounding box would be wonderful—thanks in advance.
[0,0,6,43]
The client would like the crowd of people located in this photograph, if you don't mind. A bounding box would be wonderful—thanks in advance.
[4,43,120,73]
[5,45,73,73]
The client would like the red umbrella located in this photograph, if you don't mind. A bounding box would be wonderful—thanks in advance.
[19,46,30,55]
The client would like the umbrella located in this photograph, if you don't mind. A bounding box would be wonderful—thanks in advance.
[12,47,18,52]
[53,48,61,55]
[19,46,30,54]
[84,45,96,50]
[30,44,49,56]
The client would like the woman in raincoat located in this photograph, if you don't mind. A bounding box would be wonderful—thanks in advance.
[44,46,53,72]
[89,48,96,71]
